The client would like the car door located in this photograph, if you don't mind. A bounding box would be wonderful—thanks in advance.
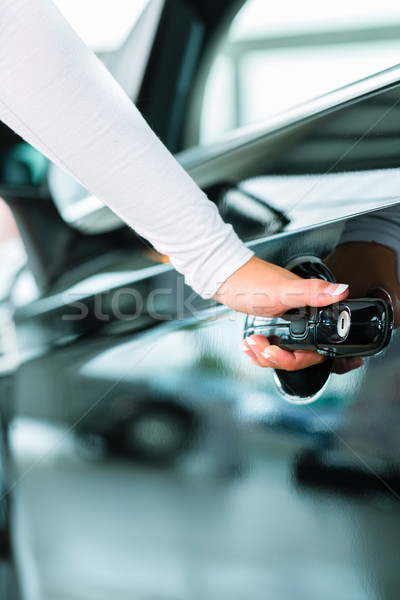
[8,68,400,600]
[3,1,400,600]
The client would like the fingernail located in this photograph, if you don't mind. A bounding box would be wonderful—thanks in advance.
[332,283,349,296]
[246,337,257,345]
[239,343,251,352]
[261,351,278,366]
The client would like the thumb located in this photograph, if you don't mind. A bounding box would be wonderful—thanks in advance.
[277,279,349,312]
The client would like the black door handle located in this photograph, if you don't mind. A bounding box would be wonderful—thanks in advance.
[242,257,394,402]
[244,299,393,358]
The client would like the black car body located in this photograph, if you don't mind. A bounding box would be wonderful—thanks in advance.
[1,1,400,598]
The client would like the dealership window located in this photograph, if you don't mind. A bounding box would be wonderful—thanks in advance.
[53,0,150,53]
[196,0,400,145]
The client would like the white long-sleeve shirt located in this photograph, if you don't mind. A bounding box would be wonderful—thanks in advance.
[0,0,253,297]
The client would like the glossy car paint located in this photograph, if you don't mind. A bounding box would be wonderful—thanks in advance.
[2,2,400,599]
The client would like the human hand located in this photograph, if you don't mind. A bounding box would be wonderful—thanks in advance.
[214,256,349,371]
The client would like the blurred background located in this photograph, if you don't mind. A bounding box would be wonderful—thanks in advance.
[2,2,400,599]
[4,0,400,246]
[200,0,400,143]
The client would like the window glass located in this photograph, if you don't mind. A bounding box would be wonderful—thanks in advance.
[198,0,400,145]
[197,83,400,242]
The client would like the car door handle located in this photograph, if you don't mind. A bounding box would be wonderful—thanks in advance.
[243,298,393,358]
[242,256,394,403]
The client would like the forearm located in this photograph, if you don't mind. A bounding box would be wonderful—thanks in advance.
[0,0,253,296]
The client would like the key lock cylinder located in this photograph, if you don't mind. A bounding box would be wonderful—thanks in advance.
[243,257,393,403]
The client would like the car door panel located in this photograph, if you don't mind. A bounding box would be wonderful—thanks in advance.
[3,3,400,599]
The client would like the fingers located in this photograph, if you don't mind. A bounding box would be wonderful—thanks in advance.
[240,335,365,375]
[239,334,326,371]
[249,279,350,317]
[283,280,349,310]
[238,339,258,360]
[240,334,270,366]
[261,346,326,371]
[214,257,350,318]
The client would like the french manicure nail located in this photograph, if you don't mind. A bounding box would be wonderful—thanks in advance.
[239,343,250,352]
[333,283,349,296]
[261,351,277,366]
[246,337,257,345]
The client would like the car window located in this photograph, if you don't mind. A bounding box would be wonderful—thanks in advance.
[181,78,400,245]
[193,0,400,146]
